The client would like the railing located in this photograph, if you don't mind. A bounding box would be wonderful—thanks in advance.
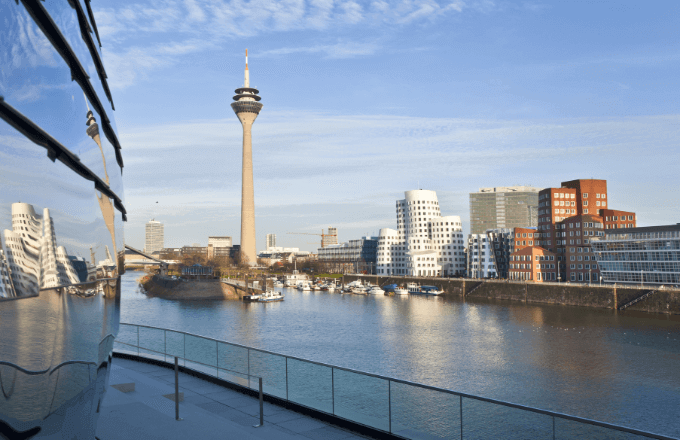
[113,323,676,440]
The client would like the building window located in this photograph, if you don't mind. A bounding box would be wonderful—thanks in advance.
[584,201,588,206]
[583,193,588,198]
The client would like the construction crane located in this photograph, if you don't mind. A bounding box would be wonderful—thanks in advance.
[287,229,337,248]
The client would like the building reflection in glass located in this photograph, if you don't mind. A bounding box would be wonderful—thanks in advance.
[1,0,125,437]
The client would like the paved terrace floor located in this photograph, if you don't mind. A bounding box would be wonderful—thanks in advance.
[97,356,372,440]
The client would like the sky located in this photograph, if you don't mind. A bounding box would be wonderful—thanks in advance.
[94,0,680,252]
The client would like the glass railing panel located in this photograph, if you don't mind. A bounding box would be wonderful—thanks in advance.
[390,381,460,439]
[248,350,286,399]
[115,324,138,352]
[286,358,332,413]
[555,418,650,440]
[164,330,185,365]
[138,326,164,354]
[217,342,249,387]
[461,397,553,440]
[112,340,137,356]
[184,335,217,375]
[333,368,389,431]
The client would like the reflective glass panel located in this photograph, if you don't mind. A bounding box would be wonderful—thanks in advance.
[164,330,185,363]
[218,343,248,387]
[461,397,553,440]
[248,350,286,399]
[555,418,650,440]
[185,335,217,368]
[390,382,460,439]
[138,326,164,354]
[333,369,389,431]
[287,358,332,413]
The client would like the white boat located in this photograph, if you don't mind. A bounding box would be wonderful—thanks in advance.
[312,284,321,291]
[368,286,384,295]
[394,287,409,295]
[327,285,335,292]
[243,293,261,302]
[273,280,284,288]
[297,282,311,291]
[407,283,420,294]
[351,286,368,295]
[258,290,284,302]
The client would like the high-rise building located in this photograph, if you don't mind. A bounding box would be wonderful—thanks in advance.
[208,236,233,259]
[322,227,338,248]
[534,179,635,282]
[377,190,465,277]
[318,237,378,274]
[232,49,263,265]
[145,220,164,254]
[469,186,540,235]
[266,234,276,250]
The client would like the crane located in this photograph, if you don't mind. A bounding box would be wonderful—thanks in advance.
[287,229,337,248]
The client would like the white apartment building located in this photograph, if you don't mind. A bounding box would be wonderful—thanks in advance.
[145,220,164,254]
[377,190,465,277]
[466,233,497,278]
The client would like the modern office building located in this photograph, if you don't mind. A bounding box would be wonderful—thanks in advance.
[266,234,276,250]
[322,227,338,247]
[318,237,378,274]
[232,50,263,265]
[536,179,636,281]
[591,224,680,285]
[145,219,164,254]
[469,186,540,235]
[377,190,465,277]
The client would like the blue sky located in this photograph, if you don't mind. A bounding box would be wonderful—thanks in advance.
[95,0,680,251]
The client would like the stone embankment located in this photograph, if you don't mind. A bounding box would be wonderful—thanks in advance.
[342,275,680,315]
[140,274,238,300]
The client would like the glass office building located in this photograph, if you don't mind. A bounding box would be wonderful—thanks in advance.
[591,224,680,285]
[1,1,125,438]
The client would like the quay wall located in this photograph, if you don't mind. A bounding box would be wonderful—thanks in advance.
[341,275,680,315]
[142,275,238,300]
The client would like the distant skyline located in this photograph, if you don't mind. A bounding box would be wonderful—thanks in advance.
[96,0,680,252]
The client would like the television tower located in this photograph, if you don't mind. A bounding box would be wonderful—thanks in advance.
[231,49,262,265]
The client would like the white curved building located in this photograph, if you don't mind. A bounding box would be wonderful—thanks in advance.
[377,190,465,277]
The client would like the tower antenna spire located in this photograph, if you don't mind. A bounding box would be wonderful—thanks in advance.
[244,48,249,88]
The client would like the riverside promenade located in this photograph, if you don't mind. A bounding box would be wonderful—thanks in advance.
[98,355,370,440]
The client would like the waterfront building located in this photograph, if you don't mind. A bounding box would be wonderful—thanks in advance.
[377,190,465,277]
[322,227,338,247]
[469,186,540,235]
[562,215,605,282]
[467,233,497,278]
[266,234,276,250]
[231,50,263,265]
[509,246,557,282]
[536,179,636,282]
[0,235,15,298]
[591,223,680,285]
[318,237,378,274]
[145,219,164,254]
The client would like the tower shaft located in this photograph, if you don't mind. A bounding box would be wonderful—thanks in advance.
[239,113,257,265]
[231,50,263,266]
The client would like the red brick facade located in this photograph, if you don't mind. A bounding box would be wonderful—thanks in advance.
[509,246,557,282]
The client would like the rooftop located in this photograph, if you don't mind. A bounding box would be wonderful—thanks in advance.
[99,355,370,440]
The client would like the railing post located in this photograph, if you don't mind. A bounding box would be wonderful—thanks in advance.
[285,357,289,401]
[331,368,335,415]
[460,395,463,440]
[247,349,251,389]
[137,325,140,355]
[552,416,555,440]
[253,377,264,427]
[174,356,181,421]
[388,380,392,433]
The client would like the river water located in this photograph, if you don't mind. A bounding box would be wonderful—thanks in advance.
[120,271,680,437]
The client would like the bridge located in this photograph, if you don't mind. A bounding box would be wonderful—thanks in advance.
[124,245,170,276]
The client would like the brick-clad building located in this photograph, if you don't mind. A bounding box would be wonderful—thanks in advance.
[601,209,636,230]
[535,179,636,282]
[562,215,605,282]
[509,246,557,282]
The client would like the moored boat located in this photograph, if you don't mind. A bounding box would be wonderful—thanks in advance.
[258,290,284,302]
[368,286,384,295]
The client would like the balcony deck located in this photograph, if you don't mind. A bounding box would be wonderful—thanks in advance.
[97,356,370,440]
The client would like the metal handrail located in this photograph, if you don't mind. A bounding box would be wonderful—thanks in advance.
[115,322,677,440]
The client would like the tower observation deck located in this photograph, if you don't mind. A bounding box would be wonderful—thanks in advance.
[231,50,262,265]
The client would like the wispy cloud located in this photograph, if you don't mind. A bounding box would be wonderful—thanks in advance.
[119,110,680,249]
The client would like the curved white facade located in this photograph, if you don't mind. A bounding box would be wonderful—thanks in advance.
[378,190,465,277]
